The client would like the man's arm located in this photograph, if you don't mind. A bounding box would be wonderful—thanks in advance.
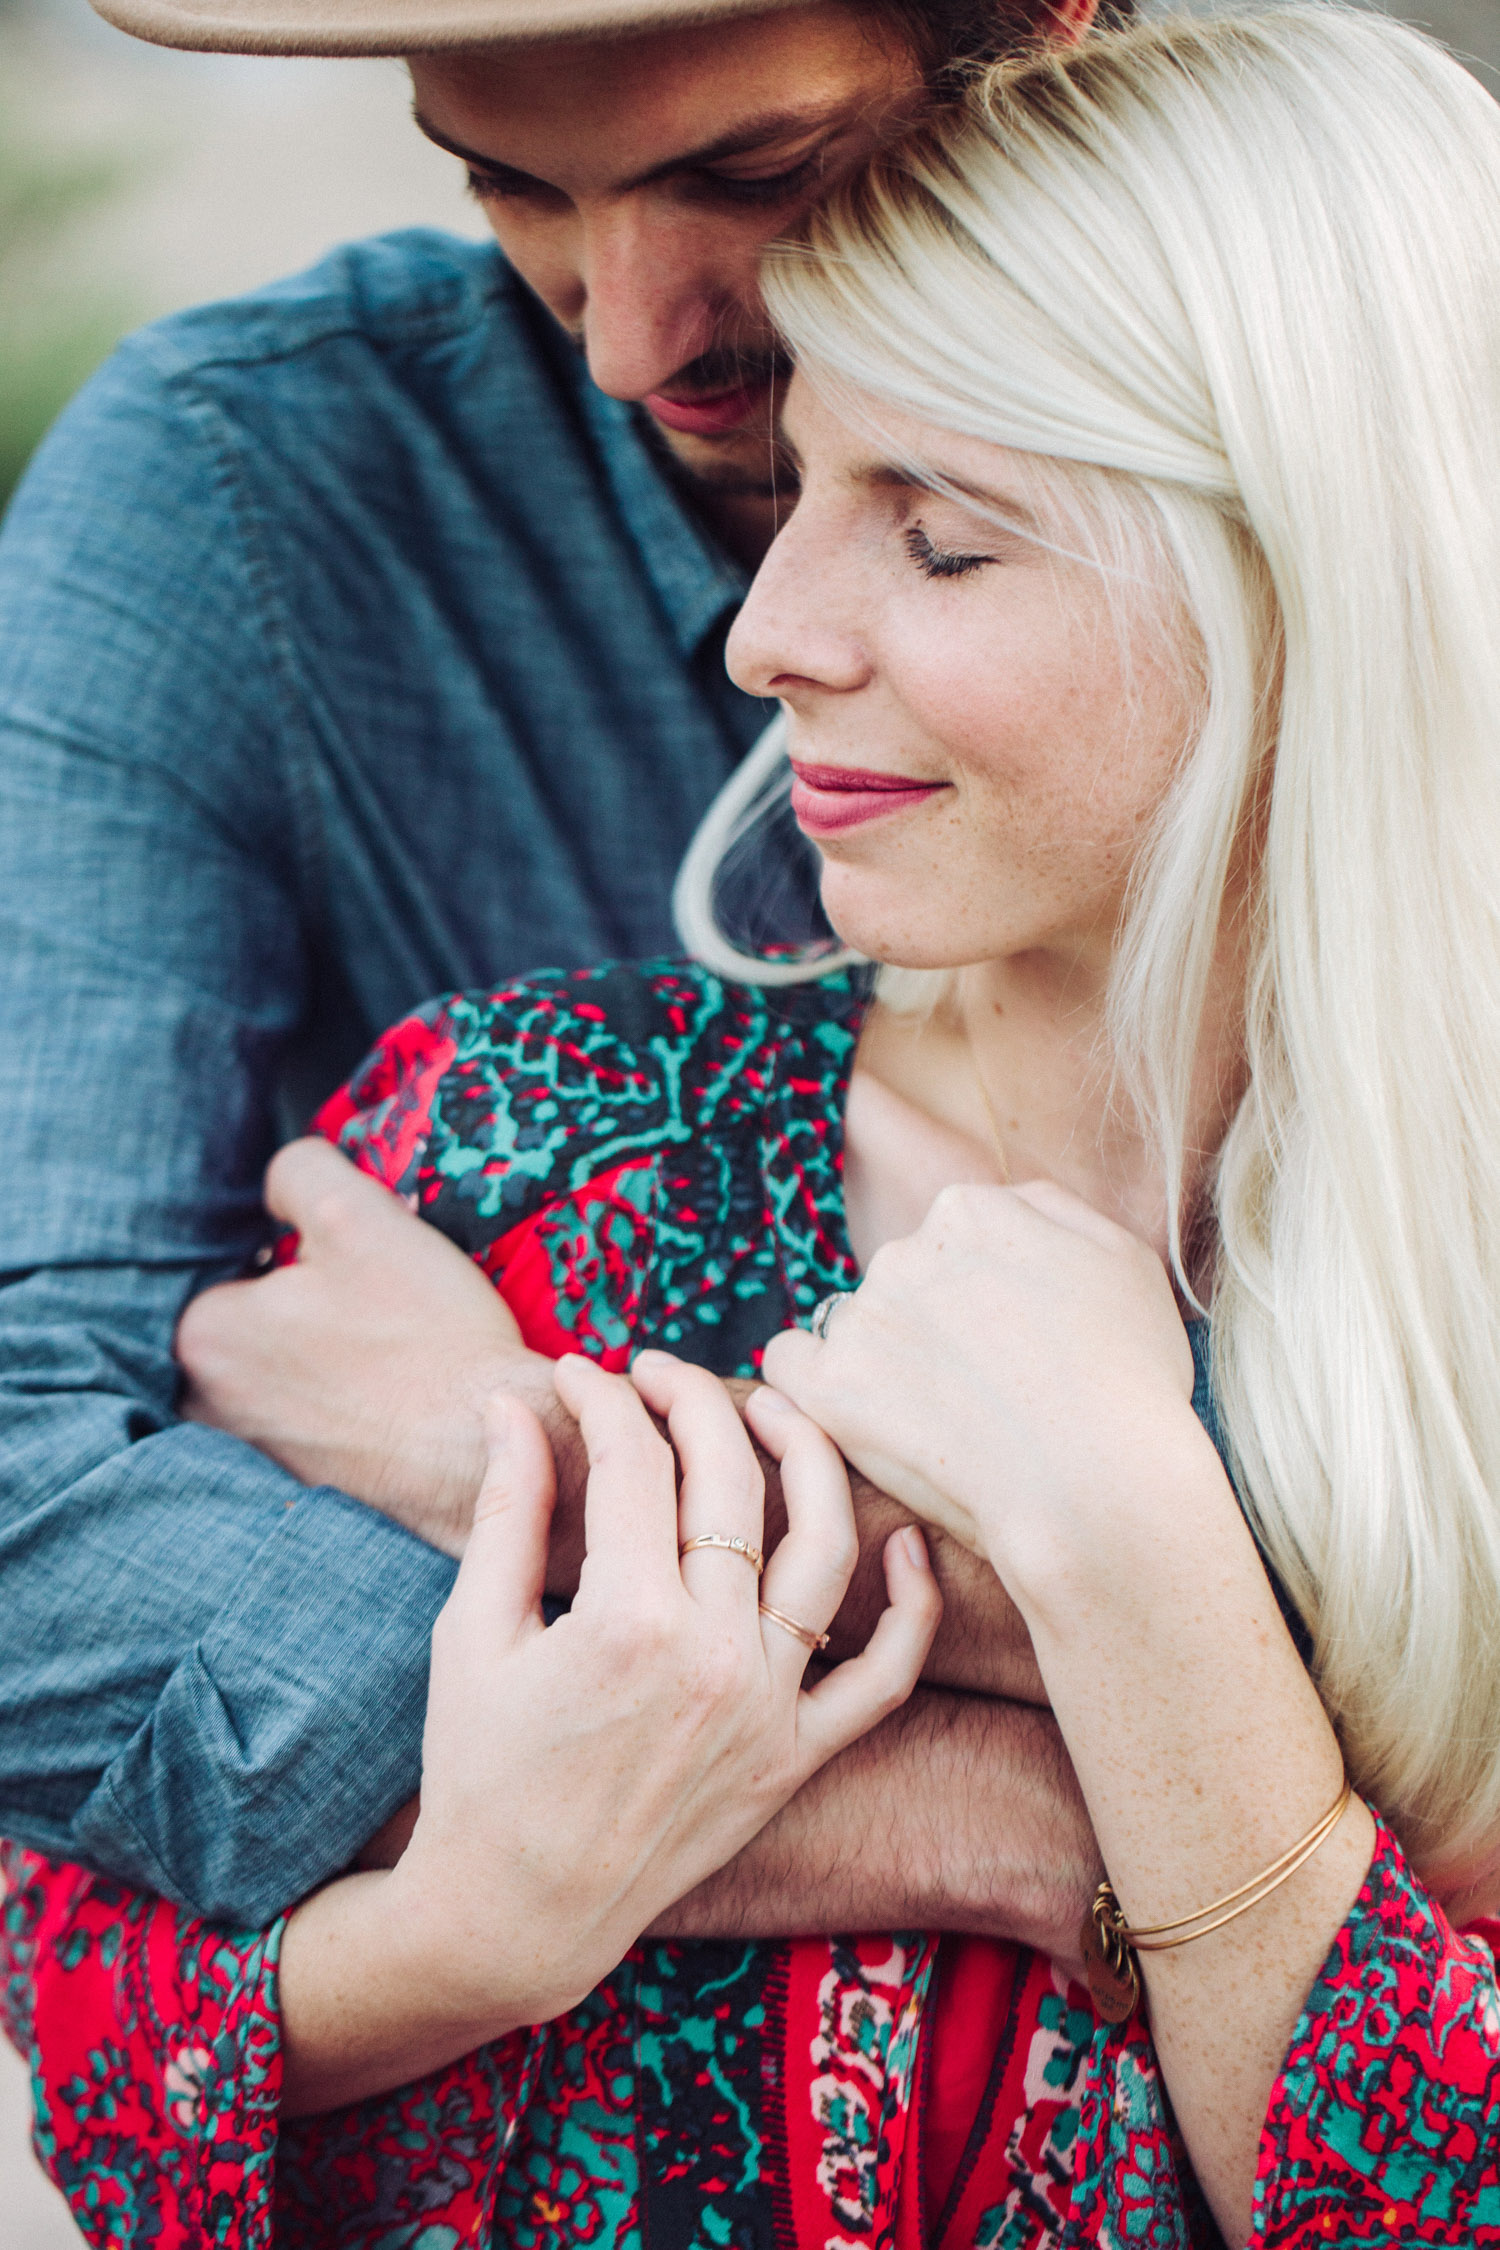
[0,339,458,1923]
[357,1685,1094,1959]
[654,1689,1094,1960]
[180,1139,1050,1705]
[182,1142,1086,1950]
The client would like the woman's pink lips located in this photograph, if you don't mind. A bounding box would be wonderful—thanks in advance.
[788,761,949,837]
[644,383,765,437]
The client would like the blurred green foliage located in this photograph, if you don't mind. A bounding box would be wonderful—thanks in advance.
[0,108,139,510]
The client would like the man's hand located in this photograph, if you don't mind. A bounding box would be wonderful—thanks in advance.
[176,1138,582,1567]
[774,1455,1047,1705]
[178,1139,1044,1695]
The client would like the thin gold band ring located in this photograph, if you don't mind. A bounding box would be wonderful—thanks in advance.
[679,1533,765,1575]
[758,1603,830,1653]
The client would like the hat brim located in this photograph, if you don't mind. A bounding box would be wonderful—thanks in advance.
[88,0,806,54]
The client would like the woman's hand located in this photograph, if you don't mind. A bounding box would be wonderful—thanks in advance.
[763,1179,1199,1599]
[279,1348,939,2114]
[771,1184,1374,2250]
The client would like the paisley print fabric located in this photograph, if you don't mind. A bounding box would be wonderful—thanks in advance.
[5,958,1500,2247]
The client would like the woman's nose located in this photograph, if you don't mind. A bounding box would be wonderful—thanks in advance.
[727,512,872,701]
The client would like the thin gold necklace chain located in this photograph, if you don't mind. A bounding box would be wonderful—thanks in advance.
[961,990,1014,1188]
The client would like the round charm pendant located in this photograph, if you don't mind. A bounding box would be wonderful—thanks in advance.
[1080,1890,1140,2025]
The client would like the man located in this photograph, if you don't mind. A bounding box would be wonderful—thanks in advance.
[0,0,1095,1954]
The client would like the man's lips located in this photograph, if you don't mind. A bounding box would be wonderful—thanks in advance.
[788,760,949,837]
[644,381,769,437]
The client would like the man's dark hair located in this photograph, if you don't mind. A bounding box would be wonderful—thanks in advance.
[871,0,1132,91]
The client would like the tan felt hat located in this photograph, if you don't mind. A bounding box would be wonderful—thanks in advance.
[87,0,810,55]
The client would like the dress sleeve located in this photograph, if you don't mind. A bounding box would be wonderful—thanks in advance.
[2,1840,544,2250]
[1063,1816,1500,2247]
[308,977,669,1370]
[310,999,459,1198]
[1249,1815,1500,2243]
[3,1841,283,2247]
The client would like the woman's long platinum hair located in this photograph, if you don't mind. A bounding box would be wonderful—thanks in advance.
[675,4,1500,1873]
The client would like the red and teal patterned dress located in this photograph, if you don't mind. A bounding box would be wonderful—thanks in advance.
[5,959,1500,2249]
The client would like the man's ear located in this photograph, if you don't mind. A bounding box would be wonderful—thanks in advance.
[1046,0,1100,45]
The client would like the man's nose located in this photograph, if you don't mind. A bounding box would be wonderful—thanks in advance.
[576,206,750,400]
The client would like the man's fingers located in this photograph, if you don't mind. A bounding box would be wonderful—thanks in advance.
[554,1354,679,1592]
[263,1135,409,1251]
[443,1393,557,1646]
[175,1274,259,1397]
[797,1528,941,1767]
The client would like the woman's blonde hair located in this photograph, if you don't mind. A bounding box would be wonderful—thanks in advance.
[675,4,1500,1873]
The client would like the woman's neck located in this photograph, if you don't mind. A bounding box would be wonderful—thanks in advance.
[845,939,1246,1276]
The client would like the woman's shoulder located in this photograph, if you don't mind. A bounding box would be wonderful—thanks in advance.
[316,955,869,1211]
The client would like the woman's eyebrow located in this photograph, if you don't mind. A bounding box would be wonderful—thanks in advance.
[856,461,1046,535]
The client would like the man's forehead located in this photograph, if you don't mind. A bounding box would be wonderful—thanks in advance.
[406,4,922,185]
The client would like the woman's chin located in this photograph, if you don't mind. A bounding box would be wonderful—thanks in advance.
[821,899,978,975]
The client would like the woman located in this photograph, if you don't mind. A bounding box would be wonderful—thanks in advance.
[8,6,1500,2244]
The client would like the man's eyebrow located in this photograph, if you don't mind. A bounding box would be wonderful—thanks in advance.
[413,110,531,177]
[413,101,864,195]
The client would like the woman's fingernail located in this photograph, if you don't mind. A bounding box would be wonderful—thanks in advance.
[752,1386,791,1416]
[901,1526,930,1569]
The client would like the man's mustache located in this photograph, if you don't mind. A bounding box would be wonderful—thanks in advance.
[661,343,793,397]
[564,327,792,399]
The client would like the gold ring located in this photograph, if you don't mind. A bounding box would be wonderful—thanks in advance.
[680,1534,764,1575]
[758,1603,830,1652]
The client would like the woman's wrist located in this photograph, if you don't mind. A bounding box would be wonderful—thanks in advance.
[279,1861,551,2118]
[977,1400,1235,1641]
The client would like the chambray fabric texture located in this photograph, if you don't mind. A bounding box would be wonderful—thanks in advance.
[0,230,773,1923]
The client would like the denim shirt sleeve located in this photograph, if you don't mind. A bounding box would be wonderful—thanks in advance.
[0,335,453,1923]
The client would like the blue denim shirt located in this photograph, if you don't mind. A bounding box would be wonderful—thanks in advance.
[0,231,772,1921]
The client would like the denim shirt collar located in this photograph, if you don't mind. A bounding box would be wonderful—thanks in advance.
[578,381,749,659]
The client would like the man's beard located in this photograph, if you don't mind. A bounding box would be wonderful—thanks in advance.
[650,343,797,500]
[664,340,791,398]
[567,329,797,497]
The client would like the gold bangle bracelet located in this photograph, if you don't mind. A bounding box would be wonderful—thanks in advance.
[1082,1775,1353,2024]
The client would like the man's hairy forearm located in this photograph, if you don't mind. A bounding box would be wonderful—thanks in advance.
[651,1687,1098,1964]
[364,1692,1099,1961]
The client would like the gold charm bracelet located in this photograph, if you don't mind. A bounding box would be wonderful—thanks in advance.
[1081,1775,1354,2023]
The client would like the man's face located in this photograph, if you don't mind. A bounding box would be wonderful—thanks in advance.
[406,5,926,500]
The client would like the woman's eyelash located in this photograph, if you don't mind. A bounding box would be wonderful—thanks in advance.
[904,524,995,580]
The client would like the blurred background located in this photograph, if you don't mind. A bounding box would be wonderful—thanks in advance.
[1,0,489,510]
[2,0,1499,2237]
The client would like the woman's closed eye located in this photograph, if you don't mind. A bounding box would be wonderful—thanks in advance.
[903,523,998,581]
